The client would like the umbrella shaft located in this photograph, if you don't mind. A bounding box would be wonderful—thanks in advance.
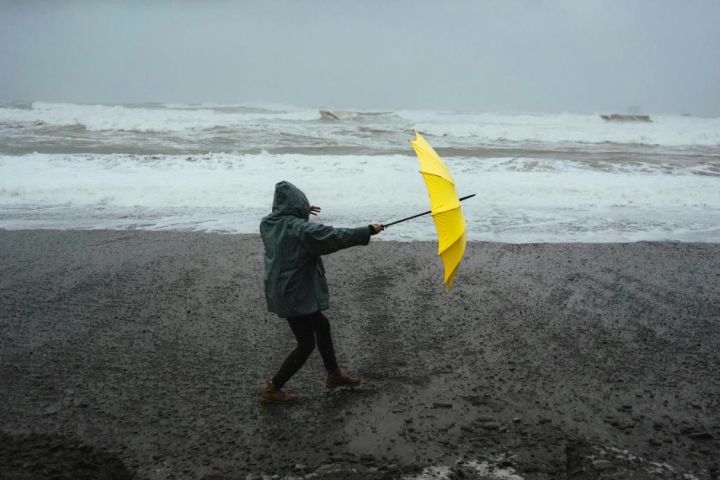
[384,194,476,227]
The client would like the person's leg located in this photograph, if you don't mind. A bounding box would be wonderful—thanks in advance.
[271,314,316,389]
[310,311,339,372]
[311,312,362,388]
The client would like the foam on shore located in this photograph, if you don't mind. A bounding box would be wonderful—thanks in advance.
[1,152,718,242]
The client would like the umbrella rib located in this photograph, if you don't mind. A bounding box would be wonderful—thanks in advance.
[420,171,456,183]
[445,263,460,286]
[422,173,461,214]
[438,228,465,255]
[432,204,462,216]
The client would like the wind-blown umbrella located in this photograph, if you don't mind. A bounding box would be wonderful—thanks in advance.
[384,132,472,289]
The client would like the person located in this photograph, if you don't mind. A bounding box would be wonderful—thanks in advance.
[259,181,384,403]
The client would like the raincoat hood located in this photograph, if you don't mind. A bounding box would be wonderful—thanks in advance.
[271,181,310,220]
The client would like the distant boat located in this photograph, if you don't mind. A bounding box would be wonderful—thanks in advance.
[600,114,652,123]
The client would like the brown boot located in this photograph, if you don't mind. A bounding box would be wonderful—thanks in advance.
[326,370,361,388]
[260,380,298,403]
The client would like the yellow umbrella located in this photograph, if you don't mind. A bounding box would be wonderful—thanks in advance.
[383,132,472,289]
[409,132,468,289]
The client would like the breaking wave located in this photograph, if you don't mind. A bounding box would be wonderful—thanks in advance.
[1,152,718,242]
[0,102,718,147]
[0,102,320,132]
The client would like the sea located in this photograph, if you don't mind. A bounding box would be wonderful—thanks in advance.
[1,101,719,242]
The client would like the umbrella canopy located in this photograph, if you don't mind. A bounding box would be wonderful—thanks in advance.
[410,132,468,289]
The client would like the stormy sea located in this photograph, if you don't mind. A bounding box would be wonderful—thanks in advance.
[1,101,719,242]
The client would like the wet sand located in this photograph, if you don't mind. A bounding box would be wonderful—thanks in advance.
[1,230,719,479]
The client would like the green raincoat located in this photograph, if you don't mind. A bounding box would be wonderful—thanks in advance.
[260,181,372,318]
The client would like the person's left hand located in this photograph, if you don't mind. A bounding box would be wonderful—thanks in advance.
[309,205,321,215]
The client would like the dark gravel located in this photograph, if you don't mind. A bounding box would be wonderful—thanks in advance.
[1,230,719,479]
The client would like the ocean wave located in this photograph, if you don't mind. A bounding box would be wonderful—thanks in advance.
[1,102,718,148]
[1,152,718,241]
[0,102,321,132]
[415,120,720,147]
[1,152,718,210]
[398,110,720,147]
[475,156,720,176]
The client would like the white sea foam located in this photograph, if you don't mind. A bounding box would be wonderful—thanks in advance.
[1,153,717,209]
[0,102,320,132]
[399,110,720,147]
[1,102,719,147]
[1,101,718,241]
[1,152,718,242]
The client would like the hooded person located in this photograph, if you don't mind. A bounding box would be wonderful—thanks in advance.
[259,181,384,403]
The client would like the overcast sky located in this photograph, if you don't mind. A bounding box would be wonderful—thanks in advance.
[1,0,719,115]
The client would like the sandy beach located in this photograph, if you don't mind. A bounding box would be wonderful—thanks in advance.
[1,230,719,479]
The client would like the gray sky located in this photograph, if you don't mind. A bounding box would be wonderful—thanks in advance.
[1,0,719,115]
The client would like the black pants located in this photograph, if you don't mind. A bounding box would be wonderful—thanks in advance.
[272,311,339,389]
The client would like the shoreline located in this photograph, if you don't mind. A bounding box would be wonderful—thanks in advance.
[2,227,719,245]
[1,230,719,479]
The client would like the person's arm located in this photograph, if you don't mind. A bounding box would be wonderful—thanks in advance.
[294,221,380,256]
